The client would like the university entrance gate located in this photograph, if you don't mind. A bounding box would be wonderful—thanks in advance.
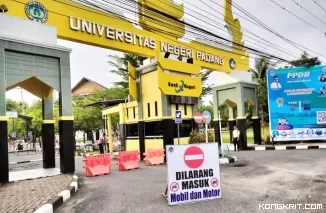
[0,0,260,183]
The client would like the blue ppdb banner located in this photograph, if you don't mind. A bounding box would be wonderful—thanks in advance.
[267,65,326,141]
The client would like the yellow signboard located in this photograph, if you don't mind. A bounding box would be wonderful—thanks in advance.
[157,64,202,97]
[128,62,137,101]
[1,0,249,73]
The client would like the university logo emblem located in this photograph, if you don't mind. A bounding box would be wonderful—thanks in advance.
[229,58,236,69]
[25,1,48,23]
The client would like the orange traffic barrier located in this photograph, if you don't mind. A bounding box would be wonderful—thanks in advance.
[117,151,139,171]
[83,154,111,177]
[144,149,165,166]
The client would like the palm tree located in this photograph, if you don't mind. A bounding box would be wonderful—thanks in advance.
[249,57,271,82]
[108,54,147,89]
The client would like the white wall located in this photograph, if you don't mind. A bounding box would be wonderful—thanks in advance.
[0,14,57,45]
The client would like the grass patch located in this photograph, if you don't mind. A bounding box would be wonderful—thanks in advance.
[86,151,100,154]
[76,138,84,142]
[222,130,254,144]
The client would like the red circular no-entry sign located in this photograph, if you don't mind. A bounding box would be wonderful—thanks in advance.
[184,146,204,169]
[194,112,203,124]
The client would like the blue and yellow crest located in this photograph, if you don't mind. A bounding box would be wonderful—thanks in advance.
[25,1,48,23]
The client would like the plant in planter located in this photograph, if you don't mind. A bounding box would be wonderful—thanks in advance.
[189,130,215,144]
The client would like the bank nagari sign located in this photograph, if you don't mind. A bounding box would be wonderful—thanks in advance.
[168,81,196,94]
[158,66,202,97]
[166,144,222,205]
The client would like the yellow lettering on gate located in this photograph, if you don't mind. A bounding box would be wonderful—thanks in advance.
[3,0,249,72]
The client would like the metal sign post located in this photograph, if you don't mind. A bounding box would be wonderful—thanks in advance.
[218,111,223,144]
[175,110,182,145]
[202,111,211,144]
[177,125,180,145]
[205,123,208,143]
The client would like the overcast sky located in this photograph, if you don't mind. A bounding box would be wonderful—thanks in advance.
[6,0,326,105]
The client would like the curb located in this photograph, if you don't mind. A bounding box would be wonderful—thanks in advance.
[34,175,79,213]
[9,157,60,165]
[219,156,237,164]
[226,144,326,151]
[248,144,326,151]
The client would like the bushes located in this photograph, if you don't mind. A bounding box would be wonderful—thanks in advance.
[261,135,271,145]
[189,130,215,144]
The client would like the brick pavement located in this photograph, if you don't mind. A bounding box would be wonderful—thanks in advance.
[0,174,73,213]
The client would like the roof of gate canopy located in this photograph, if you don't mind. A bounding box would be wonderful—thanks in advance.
[1,0,249,73]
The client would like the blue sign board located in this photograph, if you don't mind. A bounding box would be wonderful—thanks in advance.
[267,65,326,141]
[202,110,211,124]
[175,110,182,123]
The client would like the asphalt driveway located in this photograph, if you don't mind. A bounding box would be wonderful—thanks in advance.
[56,150,326,213]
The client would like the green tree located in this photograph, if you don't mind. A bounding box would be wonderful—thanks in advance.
[200,69,214,97]
[250,57,270,81]
[73,87,128,134]
[25,100,42,138]
[24,100,60,139]
[6,99,28,137]
[249,57,277,122]
[108,54,147,89]
[291,51,321,67]
[197,101,229,126]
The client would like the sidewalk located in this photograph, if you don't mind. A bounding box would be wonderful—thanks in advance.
[0,174,73,213]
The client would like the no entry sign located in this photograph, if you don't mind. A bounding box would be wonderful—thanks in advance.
[184,146,204,169]
[194,112,203,123]
[166,143,222,206]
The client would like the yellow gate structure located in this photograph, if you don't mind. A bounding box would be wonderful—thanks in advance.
[0,0,253,179]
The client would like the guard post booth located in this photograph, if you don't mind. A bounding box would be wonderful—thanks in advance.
[100,0,251,160]
[102,57,202,160]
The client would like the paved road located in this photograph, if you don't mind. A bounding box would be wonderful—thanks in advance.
[54,150,326,213]
[9,153,60,172]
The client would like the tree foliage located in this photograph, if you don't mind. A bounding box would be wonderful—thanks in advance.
[6,99,27,137]
[250,57,270,81]
[200,69,214,96]
[5,87,127,138]
[73,88,128,132]
[108,54,146,89]
[291,51,321,67]
[197,101,229,126]
[250,56,274,122]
